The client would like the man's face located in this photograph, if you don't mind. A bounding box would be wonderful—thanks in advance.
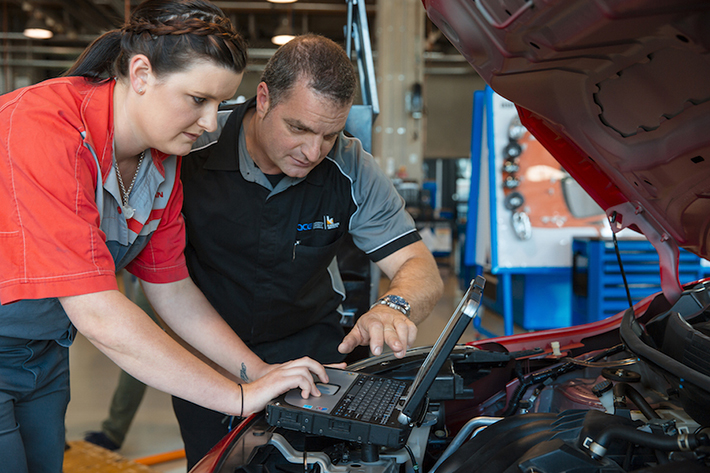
[252,80,351,178]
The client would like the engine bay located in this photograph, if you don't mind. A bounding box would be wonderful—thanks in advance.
[208,282,710,473]
[203,284,710,473]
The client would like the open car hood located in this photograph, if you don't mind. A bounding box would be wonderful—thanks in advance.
[423,0,710,303]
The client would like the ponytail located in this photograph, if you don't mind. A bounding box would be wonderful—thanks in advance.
[64,31,122,80]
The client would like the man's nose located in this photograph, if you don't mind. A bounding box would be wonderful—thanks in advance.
[302,136,323,162]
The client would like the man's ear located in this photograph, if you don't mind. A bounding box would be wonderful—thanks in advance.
[128,54,153,95]
[255,82,271,117]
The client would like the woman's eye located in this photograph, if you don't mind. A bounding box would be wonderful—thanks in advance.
[192,96,206,105]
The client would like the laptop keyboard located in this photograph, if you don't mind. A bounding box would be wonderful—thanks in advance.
[332,375,408,424]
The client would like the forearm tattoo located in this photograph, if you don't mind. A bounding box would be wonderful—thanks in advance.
[240,363,250,382]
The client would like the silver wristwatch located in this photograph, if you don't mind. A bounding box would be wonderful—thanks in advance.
[373,294,411,317]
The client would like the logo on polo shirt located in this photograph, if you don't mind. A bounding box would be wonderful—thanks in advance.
[296,215,340,232]
[325,216,339,230]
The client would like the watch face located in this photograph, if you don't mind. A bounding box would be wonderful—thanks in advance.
[384,295,410,313]
[375,295,410,316]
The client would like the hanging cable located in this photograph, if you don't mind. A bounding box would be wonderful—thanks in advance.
[404,444,420,473]
[610,212,633,308]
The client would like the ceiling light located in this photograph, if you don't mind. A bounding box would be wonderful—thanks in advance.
[271,33,295,46]
[267,0,297,3]
[271,16,295,46]
[23,13,53,39]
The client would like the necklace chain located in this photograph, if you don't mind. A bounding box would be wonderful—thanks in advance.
[114,151,146,208]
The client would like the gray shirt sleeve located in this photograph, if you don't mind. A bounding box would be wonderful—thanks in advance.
[329,134,421,261]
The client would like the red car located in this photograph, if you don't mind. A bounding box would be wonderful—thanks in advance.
[192,2,710,472]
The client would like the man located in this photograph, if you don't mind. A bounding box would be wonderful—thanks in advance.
[176,34,444,467]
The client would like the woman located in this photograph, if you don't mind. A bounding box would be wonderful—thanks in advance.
[0,1,328,471]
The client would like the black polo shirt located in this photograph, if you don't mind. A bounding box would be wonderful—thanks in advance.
[181,99,420,363]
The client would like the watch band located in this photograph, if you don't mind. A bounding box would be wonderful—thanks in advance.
[372,294,411,317]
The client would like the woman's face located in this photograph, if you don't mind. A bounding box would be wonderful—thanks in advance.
[136,60,242,157]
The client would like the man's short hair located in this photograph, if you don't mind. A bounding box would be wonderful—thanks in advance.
[261,34,357,110]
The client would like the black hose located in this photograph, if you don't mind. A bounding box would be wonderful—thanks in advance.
[587,425,710,460]
[503,344,626,416]
[404,444,419,472]
[502,377,531,417]
[613,382,660,420]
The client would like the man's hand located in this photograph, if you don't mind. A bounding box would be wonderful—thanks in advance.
[338,306,417,358]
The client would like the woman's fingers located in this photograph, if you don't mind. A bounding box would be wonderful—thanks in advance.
[242,357,331,414]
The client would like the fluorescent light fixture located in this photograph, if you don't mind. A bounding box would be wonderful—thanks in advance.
[23,14,53,39]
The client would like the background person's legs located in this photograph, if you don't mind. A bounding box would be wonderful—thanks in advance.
[85,271,155,450]
[100,370,148,447]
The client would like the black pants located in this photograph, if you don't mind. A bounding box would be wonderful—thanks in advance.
[172,396,234,470]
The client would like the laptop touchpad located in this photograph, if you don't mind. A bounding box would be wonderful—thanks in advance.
[316,383,340,396]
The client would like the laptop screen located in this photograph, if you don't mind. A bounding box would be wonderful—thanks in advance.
[398,275,485,424]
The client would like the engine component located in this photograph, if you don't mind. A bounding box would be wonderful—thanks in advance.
[436,410,710,473]
[602,368,642,384]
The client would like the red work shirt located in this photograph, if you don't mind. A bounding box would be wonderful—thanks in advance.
[0,76,189,305]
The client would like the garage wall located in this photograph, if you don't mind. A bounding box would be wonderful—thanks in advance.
[423,73,486,159]
[233,68,486,162]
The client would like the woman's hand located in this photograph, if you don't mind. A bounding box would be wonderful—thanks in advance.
[240,357,339,415]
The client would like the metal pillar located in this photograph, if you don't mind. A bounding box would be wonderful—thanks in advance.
[374,0,425,183]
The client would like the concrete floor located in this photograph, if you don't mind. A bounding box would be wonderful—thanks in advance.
[64,267,519,472]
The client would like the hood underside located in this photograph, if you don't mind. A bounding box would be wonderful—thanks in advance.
[424,0,710,301]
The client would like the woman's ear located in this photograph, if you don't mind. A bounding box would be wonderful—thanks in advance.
[128,54,153,95]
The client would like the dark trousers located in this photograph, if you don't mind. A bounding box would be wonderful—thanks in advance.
[172,396,235,470]
[0,338,70,473]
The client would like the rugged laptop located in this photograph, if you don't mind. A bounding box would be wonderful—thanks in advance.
[265,275,485,448]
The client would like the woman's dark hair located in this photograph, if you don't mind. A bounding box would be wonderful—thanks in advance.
[64,0,247,80]
[261,34,356,110]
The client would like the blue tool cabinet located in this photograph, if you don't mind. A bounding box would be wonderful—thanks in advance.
[572,238,704,324]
